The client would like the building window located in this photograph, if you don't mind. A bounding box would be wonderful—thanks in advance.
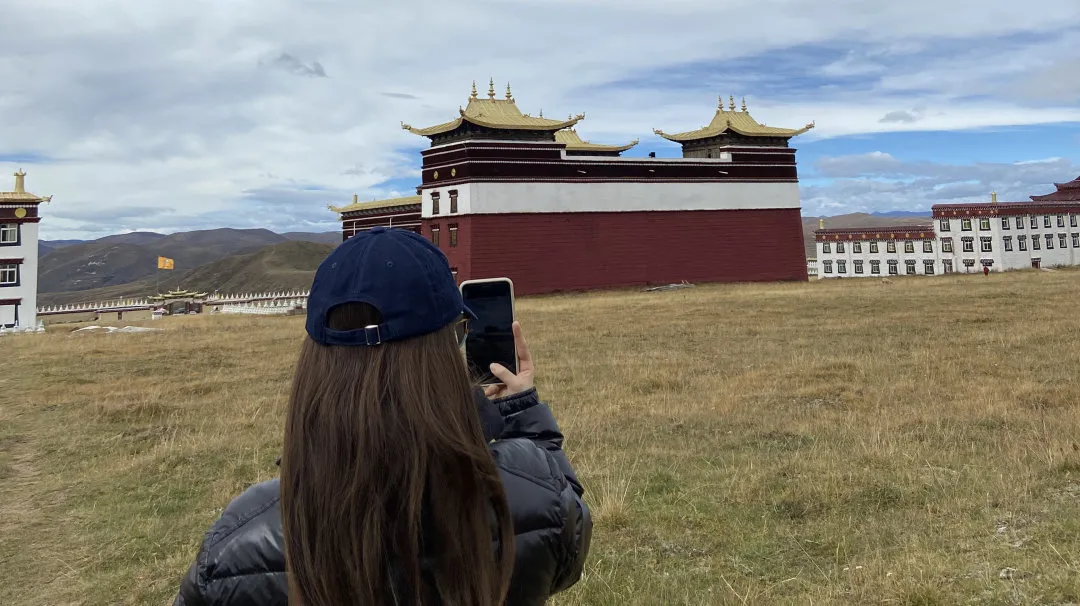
[942,238,953,253]
[887,260,899,275]
[1059,233,1067,249]
[905,260,917,275]
[837,260,847,273]
[1045,234,1053,249]
[923,260,935,275]
[853,242,862,253]
[1015,216,1024,229]
[449,224,458,247]
[1030,215,1038,229]
[1032,235,1041,250]
[869,242,879,253]
[870,260,881,274]
[980,237,992,253]
[979,217,991,231]
[1001,217,1010,230]
[449,190,459,214]
[1003,236,1013,251]
[939,218,950,231]
[836,242,845,253]
[822,242,831,254]
[904,241,914,253]
[1057,215,1065,228]
[1019,235,1028,251]
[1044,215,1052,228]
[961,218,972,231]
[923,240,933,253]
[431,193,440,215]
[963,259,976,269]
[0,263,18,285]
[431,224,440,247]
[962,237,974,253]
[854,260,864,274]
[1071,215,1078,228]
[823,260,833,274]
[943,259,954,273]
[1073,233,1079,248]
[887,241,896,253]
[0,224,17,244]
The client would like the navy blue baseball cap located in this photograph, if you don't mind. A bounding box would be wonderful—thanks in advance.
[305,226,474,346]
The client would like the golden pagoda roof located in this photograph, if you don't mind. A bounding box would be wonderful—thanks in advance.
[0,169,52,203]
[653,95,815,143]
[329,194,422,216]
[149,289,208,301]
[555,128,639,152]
[401,79,584,137]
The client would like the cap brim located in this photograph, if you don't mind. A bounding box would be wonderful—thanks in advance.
[462,304,478,320]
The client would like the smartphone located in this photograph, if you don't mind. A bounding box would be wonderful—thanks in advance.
[460,278,517,386]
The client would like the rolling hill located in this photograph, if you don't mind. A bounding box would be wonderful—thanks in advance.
[800,213,931,259]
[37,228,339,293]
[37,240,335,306]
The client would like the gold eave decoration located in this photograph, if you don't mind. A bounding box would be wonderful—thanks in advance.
[14,207,26,218]
[653,96,814,142]
[555,128,639,152]
[402,81,585,136]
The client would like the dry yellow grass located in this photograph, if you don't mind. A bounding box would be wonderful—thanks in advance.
[3,270,1080,605]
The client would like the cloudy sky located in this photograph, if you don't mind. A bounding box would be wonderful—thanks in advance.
[2,0,1079,240]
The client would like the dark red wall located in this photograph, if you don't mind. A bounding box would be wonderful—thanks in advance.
[425,209,807,295]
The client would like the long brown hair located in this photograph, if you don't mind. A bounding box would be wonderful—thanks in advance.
[280,302,515,605]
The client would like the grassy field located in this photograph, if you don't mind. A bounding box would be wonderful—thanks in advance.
[3,269,1080,605]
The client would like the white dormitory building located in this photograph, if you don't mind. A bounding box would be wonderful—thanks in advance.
[0,170,50,330]
[814,177,1080,279]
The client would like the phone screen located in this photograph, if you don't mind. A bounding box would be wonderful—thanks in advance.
[461,280,516,384]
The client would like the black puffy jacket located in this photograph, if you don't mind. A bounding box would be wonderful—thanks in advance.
[173,388,592,606]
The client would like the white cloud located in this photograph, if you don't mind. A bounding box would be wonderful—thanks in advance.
[802,154,1080,215]
[0,0,1078,238]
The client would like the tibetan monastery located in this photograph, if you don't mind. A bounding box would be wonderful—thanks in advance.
[330,81,816,295]
[1,170,51,330]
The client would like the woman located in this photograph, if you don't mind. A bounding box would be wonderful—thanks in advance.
[173,226,592,605]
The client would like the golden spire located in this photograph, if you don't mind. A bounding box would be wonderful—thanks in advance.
[991,191,998,203]
[729,95,736,111]
[13,169,25,194]
[470,80,478,99]
[741,97,747,112]
[353,193,358,204]
[718,94,724,110]
[819,217,824,230]
[488,77,495,99]
[505,82,513,101]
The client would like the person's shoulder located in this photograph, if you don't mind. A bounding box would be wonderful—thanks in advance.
[490,437,566,496]
[197,478,286,586]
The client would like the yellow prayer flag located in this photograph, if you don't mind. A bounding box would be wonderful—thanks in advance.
[157,256,174,270]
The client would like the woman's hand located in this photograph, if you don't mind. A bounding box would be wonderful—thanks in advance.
[484,321,534,399]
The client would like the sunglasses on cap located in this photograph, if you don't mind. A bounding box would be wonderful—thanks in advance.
[454,316,471,348]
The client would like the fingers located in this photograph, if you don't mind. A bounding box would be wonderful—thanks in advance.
[483,384,502,398]
[489,362,516,385]
[513,321,532,369]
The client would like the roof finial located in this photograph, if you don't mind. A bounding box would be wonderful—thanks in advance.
[353,193,358,204]
[819,217,824,230]
[470,80,478,99]
[505,82,513,101]
[539,108,543,118]
[718,94,724,110]
[729,95,736,111]
[741,97,747,112]
[488,77,495,99]
[13,169,25,194]
[991,191,998,204]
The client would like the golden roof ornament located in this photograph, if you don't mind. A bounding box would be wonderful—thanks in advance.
[470,80,478,99]
[991,191,998,203]
[538,108,543,117]
[729,95,736,111]
[718,94,724,110]
[741,97,747,112]
[14,169,25,194]
[488,77,495,99]
[819,218,824,229]
[505,82,513,101]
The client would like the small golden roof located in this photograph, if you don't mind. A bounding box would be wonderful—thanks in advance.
[555,128,638,153]
[0,169,52,203]
[402,81,584,137]
[329,194,422,216]
[653,95,815,142]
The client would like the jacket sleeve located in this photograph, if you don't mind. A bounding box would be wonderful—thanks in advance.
[174,559,205,606]
[492,388,592,594]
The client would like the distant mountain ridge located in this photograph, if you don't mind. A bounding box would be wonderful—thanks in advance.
[37,228,340,294]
